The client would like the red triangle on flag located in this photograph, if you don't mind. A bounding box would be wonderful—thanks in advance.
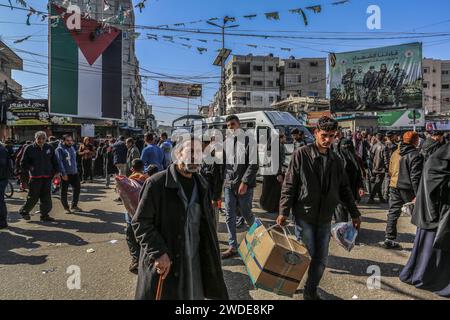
[54,5,121,65]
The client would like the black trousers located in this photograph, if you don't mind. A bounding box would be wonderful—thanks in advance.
[370,173,386,200]
[386,187,415,240]
[20,178,52,217]
[60,174,81,209]
[126,223,140,261]
[82,159,93,181]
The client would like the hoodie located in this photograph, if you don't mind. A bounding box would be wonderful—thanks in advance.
[55,142,78,176]
[389,143,424,194]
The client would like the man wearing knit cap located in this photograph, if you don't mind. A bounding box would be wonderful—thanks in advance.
[385,131,424,249]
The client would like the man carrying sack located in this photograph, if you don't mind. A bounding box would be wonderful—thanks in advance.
[277,116,362,300]
[132,137,228,300]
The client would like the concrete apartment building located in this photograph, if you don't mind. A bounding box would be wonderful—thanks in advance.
[279,57,326,100]
[423,58,450,114]
[0,40,23,139]
[216,54,326,115]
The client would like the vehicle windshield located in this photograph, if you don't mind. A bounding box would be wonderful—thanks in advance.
[275,125,314,144]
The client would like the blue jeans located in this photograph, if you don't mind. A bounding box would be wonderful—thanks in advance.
[0,179,8,225]
[295,217,331,293]
[224,187,255,249]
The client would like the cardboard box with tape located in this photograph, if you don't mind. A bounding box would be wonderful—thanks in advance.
[238,218,310,296]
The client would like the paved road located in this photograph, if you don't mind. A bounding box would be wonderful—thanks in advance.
[0,179,445,300]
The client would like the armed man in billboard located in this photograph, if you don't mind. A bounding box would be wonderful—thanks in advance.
[353,66,366,110]
[377,63,391,105]
[388,63,406,108]
[341,68,354,102]
[363,66,379,107]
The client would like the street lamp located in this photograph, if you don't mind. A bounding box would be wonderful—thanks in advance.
[207,18,239,116]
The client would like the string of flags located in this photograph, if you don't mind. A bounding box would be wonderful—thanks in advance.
[152,0,350,29]
[144,33,318,55]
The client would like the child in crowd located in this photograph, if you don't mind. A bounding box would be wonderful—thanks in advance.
[125,159,158,273]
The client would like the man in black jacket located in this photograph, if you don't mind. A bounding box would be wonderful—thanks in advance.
[278,116,361,300]
[221,115,259,259]
[368,133,388,204]
[132,138,228,300]
[385,131,424,249]
[19,131,59,222]
[112,136,128,176]
[0,142,12,229]
[420,130,445,162]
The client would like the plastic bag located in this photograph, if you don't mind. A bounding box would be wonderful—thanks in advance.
[401,202,414,217]
[115,176,143,218]
[331,222,358,252]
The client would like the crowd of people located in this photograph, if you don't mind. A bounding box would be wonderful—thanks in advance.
[0,114,449,300]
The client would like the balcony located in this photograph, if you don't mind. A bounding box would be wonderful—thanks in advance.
[0,73,22,97]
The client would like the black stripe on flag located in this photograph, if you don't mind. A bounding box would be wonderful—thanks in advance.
[102,32,122,119]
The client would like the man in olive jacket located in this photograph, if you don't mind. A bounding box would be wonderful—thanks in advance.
[277,116,361,300]
[132,138,228,300]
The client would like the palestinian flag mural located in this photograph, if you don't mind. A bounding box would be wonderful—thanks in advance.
[50,4,122,119]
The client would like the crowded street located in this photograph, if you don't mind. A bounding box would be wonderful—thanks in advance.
[0,178,445,300]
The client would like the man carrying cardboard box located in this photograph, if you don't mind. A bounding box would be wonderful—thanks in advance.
[277,116,362,300]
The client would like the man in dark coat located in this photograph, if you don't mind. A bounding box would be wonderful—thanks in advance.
[278,116,361,300]
[385,131,424,249]
[368,133,388,204]
[132,138,228,300]
[421,130,445,162]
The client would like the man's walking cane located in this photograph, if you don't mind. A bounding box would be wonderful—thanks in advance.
[155,275,165,300]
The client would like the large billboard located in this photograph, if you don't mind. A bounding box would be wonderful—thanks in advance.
[158,81,202,98]
[329,43,422,112]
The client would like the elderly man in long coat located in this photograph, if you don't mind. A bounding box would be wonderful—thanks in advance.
[132,138,229,300]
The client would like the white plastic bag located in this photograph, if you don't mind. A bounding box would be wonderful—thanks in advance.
[331,222,358,252]
[401,202,414,217]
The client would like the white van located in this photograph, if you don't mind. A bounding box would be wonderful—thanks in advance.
[203,111,314,171]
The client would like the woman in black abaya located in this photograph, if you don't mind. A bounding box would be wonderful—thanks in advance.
[399,143,450,297]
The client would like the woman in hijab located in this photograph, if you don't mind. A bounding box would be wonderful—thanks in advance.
[334,138,365,222]
[399,143,450,297]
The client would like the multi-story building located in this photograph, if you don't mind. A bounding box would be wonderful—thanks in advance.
[0,40,23,140]
[225,54,280,114]
[279,57,326,100]
[423,58,450,114]
[214,54,326,115]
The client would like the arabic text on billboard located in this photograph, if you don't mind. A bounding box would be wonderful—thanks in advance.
[7,100,50,126]
[158,81,202,98]
[330,43,422,112]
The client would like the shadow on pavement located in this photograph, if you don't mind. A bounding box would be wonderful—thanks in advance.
[327,255,405,278]
[357,226,415,246]
[49,218,126,235]
[222,269,254,300]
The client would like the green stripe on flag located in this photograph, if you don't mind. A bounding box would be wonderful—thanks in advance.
[50,7,78,115]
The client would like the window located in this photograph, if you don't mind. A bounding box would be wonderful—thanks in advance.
[253,80,263,86]
[443,84,450,89]
[433,83,436,87]
[253,95,263,104]
[298,75,302,83]
[444,97,450,102]
[424,68,430,73]
[240,81,247,86]
[433,69,437,73]
[286,74,299,84]
[267,80,274,87]
[310,61,319,67]
[269,96,274,103]
[310,76,319,83]
[268,66,274,72]
[308,91,318,97]
[442,70,449,75]
[253,65,263,72]
[423,82,428,88]
[288,62,300,69]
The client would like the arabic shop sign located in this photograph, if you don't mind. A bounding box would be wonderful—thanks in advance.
[6,99,50,126]
[378,109,425,129]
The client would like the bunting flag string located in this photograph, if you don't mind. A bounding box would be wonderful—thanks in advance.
[264,12,280,21]
[135,0,147,13]
[13,35,31,43]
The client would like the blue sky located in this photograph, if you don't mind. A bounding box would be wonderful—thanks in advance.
[1,0,450,123]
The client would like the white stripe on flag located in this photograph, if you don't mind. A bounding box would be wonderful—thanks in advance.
[78,49,102,119]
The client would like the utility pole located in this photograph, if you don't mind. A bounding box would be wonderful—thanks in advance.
[208,17,239,116]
